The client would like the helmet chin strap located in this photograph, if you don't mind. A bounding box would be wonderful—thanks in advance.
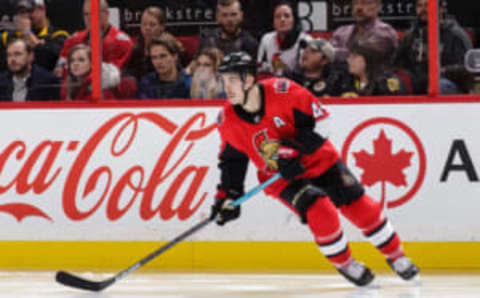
[240,72,254,107]
[242,85,254,106]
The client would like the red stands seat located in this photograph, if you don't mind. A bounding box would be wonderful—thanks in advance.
[115,76,137,99]
[393,69,414,94]
[464,28,476,46]
[177,36,200,61]
[309,31,333,40]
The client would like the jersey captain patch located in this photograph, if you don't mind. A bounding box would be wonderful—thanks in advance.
[312,101,325,119]
[273,116,286,128]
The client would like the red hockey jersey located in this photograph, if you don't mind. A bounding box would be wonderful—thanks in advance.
[56,25,133,71]
[217,78,340,195]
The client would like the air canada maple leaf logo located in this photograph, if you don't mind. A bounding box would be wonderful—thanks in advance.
[353,130,413,207]
[341,117,426,209]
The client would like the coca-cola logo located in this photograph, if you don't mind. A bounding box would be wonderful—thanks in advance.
[0,112,217,222]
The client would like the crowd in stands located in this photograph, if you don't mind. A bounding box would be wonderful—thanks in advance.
[395,0,473,94]
[0,0,475,102]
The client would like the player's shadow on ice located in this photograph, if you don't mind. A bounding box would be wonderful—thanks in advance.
[73,293,111,298]
[344,278,421,298]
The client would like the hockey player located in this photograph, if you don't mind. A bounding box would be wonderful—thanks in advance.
[210,52,419,287]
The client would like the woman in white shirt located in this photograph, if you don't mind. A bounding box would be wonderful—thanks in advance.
[257,1,312,77]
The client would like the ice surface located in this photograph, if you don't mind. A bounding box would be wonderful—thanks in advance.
[0,271,478,297]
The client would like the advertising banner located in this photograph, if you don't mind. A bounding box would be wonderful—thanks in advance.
[0,103,478,242]
[328,0,416,30]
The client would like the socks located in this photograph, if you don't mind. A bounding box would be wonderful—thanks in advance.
[341,194,405,261]
[306,197,353,268]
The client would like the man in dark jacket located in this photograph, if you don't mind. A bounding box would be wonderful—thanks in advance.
[0,38,60,101]
[0,0,69,71]
[137,36,192,99]
[394,0,473,94]
[197,0,258,59]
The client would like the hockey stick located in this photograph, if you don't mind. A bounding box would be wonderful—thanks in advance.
[55,173,281,292]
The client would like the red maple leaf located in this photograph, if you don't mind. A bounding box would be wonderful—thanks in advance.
[352,129,413,207]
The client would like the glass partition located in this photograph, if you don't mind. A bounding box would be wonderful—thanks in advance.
[443,0,479,95]
[2,0,477,102]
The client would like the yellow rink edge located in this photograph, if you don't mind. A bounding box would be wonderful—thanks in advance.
[1,241,478,271]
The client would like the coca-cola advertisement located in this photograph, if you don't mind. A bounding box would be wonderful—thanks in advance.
[0,108,221,240]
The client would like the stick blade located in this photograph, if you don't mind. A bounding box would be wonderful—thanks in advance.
[55,270,114,292]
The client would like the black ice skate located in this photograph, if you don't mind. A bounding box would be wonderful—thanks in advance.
[388,256,420,281]
[338,260,375,287]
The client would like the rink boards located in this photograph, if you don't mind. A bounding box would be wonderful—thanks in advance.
[0,100,479,270]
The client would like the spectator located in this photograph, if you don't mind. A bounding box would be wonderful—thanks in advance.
[394,0,473,94]
[125,6,186,81]
[60,44,124,100]
[257,0,312,77]
[285,38,353,97]
[0,0,69,71]
[197,0,258,59]
[0,38,60,101]
[240,0,279,40]
[331,0,398,62]
[137,36,192,100]
[190,47,225,99]
[344,41,407,96]
[55,0,133,76]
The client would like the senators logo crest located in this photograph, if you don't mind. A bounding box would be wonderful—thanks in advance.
[253,130,280,171]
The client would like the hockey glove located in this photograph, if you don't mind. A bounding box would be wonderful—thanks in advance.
[276,139,306,181]
[210,189,241,226]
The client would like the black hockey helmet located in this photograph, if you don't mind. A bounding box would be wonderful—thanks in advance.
[218,52,257,77]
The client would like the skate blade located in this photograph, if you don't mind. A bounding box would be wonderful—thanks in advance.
[364,278,380,289]
[407,274,422,286]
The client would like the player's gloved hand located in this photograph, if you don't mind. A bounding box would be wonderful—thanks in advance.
[210,189,241,226]
[276,139,306,181]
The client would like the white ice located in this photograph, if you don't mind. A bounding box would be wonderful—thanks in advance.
[0,271,478,298]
